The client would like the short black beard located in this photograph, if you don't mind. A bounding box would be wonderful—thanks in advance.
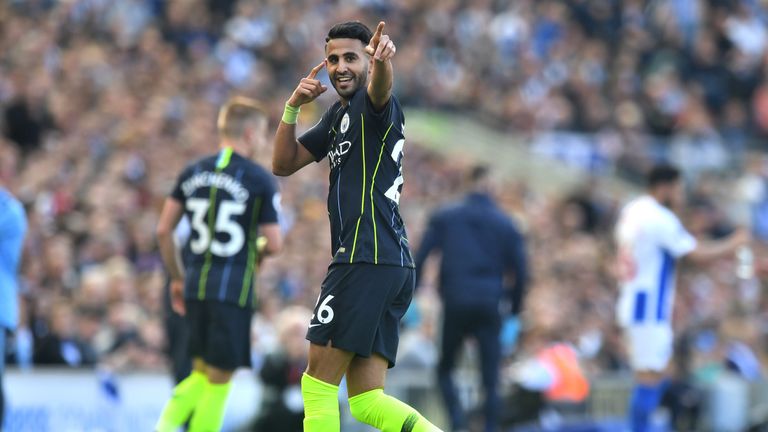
[332,75,364,97]
[331,64,369,97]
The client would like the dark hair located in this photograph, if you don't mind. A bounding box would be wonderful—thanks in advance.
[326,21,372,47]
[469,164,490,184]
[647,164,681,188]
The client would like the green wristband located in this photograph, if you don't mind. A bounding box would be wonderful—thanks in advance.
[282,103,300,124]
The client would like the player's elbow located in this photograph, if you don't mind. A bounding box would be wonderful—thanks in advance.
[682,249,706,265]
[367,94,391,113]
[271,161,296,177]
[155,224,172,240]
[271,166,293,177]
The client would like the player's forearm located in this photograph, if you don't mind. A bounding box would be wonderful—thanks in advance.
[157,232,184,280]
[686,238,740,265]
[368,59,393,111]
[272,122,301,176]
[512,248,529,305]
[258,224,283,257]
[507,279,526,316]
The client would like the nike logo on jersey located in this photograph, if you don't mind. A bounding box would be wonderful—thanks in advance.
[308,323,322,328]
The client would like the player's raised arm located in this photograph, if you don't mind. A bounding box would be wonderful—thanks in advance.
[685,228,751,264]
[272,62,327,176]
[365,21,395,112]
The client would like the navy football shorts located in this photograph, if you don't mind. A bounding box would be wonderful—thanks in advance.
[185,299,253,370]
[306,263,415,368]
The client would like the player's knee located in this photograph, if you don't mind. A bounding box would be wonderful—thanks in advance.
[348,399,370,423]
[348,390,379,424]
[635,370,664,385]
[192,357,207,373]
[205,365,234,384]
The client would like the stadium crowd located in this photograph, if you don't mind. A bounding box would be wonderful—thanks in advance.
[2,0,768,419]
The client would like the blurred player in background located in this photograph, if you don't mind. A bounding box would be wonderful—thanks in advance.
[155,97,282,432]
[615,164,750,432]
[272,20,439,432]
[415,165,528,432]
[0,186,26,429]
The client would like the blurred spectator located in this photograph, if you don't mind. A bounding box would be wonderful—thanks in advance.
[397,294,439,370]
[504,327,590,429]
[3,83,55,155]
[252,305,312,432]
[33,300,97,367]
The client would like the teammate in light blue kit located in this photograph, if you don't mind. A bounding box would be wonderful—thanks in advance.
[0,187,27,428]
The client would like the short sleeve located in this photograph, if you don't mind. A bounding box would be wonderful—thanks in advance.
[657,215,697,258]
[298,109,334,162]
[258,176,280,224]
[170,165,191,202]
[364,91,393,118]
[363,91,404,135]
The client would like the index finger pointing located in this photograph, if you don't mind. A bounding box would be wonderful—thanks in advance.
[373,21,385,38]
[307,61,326,79]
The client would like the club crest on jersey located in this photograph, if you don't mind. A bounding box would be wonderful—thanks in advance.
[340,113,350,134]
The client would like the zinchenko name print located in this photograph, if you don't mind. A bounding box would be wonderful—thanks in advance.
[181,172,250,202]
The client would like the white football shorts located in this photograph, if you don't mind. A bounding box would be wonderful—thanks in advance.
[624,324,673,372]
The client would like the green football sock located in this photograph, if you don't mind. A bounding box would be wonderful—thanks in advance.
[348,388,441,432]
[301,373,340,432]
[188,380,232,432]
[155,370,207,432]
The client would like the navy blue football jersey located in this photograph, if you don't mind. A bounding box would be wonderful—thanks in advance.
[170,148,279,308]
[298,88,413,268]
